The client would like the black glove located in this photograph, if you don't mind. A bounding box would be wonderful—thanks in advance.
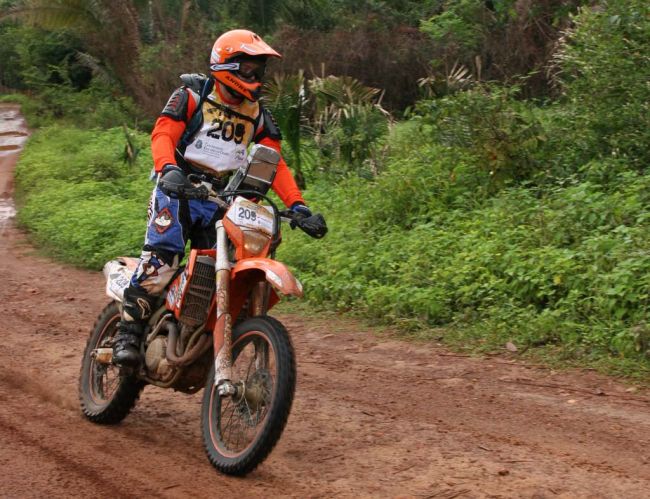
[297,213,328,239]
[288,202,312,229]
[158,164,208,199]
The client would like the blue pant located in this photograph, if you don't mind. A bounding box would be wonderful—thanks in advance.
[129,184,221,296]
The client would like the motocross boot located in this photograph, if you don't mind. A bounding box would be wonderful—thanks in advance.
[112,286,155,368]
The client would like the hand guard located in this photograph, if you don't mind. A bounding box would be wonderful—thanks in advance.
[297,214,328,239]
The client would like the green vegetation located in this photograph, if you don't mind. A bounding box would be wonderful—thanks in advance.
[14,126,151,268]
[277,0,650,374]
[3,0,649,376]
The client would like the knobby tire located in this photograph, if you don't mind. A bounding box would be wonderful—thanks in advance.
[201,316,296,476]
[78,301,144,424]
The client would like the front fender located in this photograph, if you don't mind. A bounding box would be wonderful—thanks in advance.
[231,258,303,298]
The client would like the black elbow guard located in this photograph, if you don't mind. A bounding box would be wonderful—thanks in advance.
[161,88,189,121]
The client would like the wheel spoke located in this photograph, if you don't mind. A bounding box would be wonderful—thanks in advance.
[213,331,280,454]
[88,318,121,404]
[222,399,240,447]
[243,345,256,382]
[255,340,269,370]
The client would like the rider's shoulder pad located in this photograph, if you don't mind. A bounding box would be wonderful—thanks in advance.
[161,87,189,121]
[179,73,209,94]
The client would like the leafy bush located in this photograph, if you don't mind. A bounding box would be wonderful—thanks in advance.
[414,84,546,193]
[14,125,152,268]
[0,21,139,128]
[420,0,589,97]
[0,84,140,130]
[0,23,91,91]
[264,73,391,183]
[420,0,488,56]
[547,0,650,175]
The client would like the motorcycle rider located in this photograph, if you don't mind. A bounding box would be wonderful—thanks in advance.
[113,29,321,367]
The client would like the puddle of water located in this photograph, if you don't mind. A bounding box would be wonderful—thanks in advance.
[0,104,28,225]
[0,131,28,137]
[0,199,16,223]
[0,107,28,156]
[0,108,19,119]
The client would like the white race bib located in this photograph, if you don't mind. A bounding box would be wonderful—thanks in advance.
[184,121,248,174]
[183,93,259,175]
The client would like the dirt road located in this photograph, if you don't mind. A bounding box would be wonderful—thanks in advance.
[1,105,649,498]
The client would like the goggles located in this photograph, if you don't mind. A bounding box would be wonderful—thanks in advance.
[210,59,267,82]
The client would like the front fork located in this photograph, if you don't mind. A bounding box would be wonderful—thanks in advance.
[213,221,236,396]
[212,221,271,396]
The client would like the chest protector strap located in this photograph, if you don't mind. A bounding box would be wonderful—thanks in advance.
[179,74,215,149]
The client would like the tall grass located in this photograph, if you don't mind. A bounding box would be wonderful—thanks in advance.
[14,125,151,268]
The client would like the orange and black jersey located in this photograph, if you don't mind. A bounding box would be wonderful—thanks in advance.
[151,85,304,208]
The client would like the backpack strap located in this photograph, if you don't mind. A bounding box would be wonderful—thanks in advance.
[178,74,214,149]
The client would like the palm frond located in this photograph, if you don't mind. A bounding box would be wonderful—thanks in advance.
[3,0,106,32]
[263,71,309,187]
[75,51,112,84]
[446,61,473,91]
[310,75,381,108]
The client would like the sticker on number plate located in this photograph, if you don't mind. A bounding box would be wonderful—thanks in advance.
[226,197,274,234]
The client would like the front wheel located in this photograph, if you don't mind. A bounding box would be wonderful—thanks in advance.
[79,301,144,424]
[201,316,296,476]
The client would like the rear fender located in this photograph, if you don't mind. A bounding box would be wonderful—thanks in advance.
[103,257,139,302]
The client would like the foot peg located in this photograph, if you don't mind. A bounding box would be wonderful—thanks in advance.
[93,348,114,365]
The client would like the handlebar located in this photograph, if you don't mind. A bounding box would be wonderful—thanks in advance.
[172,174,327,239]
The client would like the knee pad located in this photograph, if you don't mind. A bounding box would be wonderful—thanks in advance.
[130,249,180,296]
[122,286,157,322]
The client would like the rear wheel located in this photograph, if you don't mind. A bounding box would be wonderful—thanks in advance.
[78,301,144,424]
[201,316,296,476]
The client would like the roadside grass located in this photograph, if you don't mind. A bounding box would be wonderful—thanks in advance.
[14,124,151,268]
[277,161,650,377]
[276,301,650,385]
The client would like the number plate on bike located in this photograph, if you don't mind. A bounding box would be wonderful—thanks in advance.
[226,196,274,234]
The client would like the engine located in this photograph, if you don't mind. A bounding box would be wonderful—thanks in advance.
[144,336,173,379]
[144,323,212,392]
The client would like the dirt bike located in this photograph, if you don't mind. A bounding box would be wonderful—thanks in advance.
[78,145,326,476]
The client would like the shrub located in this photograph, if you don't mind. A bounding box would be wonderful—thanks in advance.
[547,0,650,174]
[14,125,152,268]
[414,84,546,194]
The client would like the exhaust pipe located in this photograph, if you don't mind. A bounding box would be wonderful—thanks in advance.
[162,320,211,366]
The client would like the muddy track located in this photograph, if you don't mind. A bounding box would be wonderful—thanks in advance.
[1,104,649,498]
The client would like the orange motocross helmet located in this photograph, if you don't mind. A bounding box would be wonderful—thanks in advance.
[210,29,281,102]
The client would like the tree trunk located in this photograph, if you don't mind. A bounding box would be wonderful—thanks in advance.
[97,0,158,115]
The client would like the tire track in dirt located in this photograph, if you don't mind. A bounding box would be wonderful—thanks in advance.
[0,416,136,499]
